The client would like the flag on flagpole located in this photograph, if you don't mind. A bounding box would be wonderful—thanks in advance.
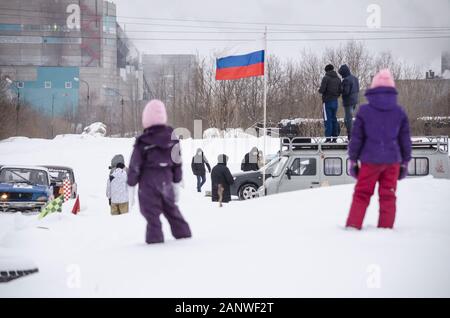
[216,38,265,80]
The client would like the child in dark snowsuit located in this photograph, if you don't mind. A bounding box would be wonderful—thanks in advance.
[346,69,412,230]
[127,99,192,244]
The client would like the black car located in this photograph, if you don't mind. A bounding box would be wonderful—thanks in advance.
[230,156,279,200]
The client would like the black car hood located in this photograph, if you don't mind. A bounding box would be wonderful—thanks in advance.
[233,171,261,179]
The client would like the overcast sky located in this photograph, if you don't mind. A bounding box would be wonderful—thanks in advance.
[112,0,450,74]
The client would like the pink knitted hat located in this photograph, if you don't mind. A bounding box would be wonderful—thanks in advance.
[142,99,168,129]
[371,69,396,89]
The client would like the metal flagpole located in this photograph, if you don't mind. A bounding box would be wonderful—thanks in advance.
[262,26,268,195]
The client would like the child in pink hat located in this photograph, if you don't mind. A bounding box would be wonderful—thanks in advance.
[346,69,411,230]
[128,99,191,244]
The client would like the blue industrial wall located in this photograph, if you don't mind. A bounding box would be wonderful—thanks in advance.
[15,67,80,117]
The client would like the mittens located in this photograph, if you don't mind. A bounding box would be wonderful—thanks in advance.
[349,160,359,179]
[398,162,408,180]
[128,186,136,208]
[173,183,181,203]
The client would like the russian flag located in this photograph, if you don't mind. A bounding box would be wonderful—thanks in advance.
[216,39,265,81]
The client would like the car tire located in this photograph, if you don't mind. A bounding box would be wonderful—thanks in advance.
[239,184,258,200]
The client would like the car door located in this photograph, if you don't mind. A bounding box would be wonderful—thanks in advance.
[277,156,321,193]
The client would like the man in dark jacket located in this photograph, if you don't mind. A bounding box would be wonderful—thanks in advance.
[211,154,234,203]
[319,64,342,142]
[338,64,360,140]
[241,147,260,172]
[191,148,211,192]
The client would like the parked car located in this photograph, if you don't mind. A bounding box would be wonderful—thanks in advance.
[44,166,77,199]
[230,156,279,200]
[0,165,54,212]
[258,136,450,197]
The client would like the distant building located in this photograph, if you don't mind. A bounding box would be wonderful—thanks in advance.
[142,54,198,99]
[442,51,450,79]
[0,0,147,123]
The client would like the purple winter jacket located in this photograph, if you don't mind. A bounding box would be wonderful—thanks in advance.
[348,86,412,164]
[127,125,182,188]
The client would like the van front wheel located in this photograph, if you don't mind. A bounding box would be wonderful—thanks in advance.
[239,184,258,200]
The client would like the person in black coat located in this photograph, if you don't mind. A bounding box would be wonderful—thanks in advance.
[241,147,260,172]
[191,148,211,192]
[338,64,360,139]
[211,154,234,203]
[318,64,342,142]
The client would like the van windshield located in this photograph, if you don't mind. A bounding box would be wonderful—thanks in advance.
[271,156,289,177]
[259,157,280,174]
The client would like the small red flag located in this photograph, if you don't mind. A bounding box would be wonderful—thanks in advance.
[72,195,80,215]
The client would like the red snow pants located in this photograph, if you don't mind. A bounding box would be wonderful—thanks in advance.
[346,163,400,230]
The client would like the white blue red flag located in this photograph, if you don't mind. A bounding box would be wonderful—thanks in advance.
[216,39,265,80]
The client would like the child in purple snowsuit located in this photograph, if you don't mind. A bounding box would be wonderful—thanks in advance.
[127,99,192,244]
[346,69,412,230]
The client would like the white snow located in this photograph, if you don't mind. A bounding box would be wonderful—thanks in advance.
[0,135,449,297]
[82,122,107,137]
[203,127,257,139]
[279,117,345,126]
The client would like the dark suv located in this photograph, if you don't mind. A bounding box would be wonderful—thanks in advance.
[230,156,279,200]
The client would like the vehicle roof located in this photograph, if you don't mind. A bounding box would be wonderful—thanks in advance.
[43,165,74,172]
[0,165,50,172]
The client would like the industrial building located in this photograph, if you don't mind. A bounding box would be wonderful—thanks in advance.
[0,0,147,132]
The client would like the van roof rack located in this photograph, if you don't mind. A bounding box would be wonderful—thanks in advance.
[410,136,448,153]
[280,136,449,154]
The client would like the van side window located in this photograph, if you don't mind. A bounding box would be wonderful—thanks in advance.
[290,158,316,176]
[408,158,429,176]
[324,158,342,176]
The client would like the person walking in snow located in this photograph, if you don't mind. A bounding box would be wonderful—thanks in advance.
[241,147,260,172]
[191,148,211,193]
[346,69,412,230]
[106,162,129,215]
[338,64,360,140]
[319,64,342,143]
[211,154,234,204]
[127,99,192,244]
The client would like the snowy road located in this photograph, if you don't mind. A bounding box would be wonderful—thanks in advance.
[0,135,449,297]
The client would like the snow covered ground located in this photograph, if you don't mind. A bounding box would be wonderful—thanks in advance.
[0,135,449,297]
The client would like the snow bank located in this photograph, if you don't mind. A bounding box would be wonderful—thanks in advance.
[82,122,107,137]
[0,136,449,297]
[203,127,257,139]
[279,117,345,126]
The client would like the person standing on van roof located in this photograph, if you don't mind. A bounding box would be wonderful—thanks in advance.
[127,100,192,244]
[338,64,360,140]
[241,147,260,172]
[191,148,211,192]
[346,69,412,230]
[319,64,342,143]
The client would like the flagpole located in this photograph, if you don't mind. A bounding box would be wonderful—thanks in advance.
[262,26,268,195]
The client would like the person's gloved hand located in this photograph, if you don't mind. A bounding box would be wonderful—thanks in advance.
[173,183,182,203]
[399,162,408,180]
[128,186,136,209]
[349,160,359,179]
